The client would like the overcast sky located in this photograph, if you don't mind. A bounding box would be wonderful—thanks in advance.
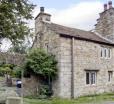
[29,0,114,30]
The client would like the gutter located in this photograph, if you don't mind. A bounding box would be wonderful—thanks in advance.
[60,34,114,46]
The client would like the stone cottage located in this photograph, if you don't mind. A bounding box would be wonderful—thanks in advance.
[32,1,114,98]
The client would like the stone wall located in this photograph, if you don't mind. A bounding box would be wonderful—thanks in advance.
[34,10,114,98]
[23,75,39,96]
[0,52,25,65]
[59,36,114,98]
[74,39,114,97]
[33,21,61,97]
[57,37,72,98]
[95,8,114,42]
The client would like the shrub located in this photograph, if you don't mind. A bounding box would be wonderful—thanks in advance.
[24,48,58,97]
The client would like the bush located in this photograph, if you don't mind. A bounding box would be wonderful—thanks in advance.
[24,48,58,97]
[0,64,14,76]
[24,48,57,77]
[13,66,22,78]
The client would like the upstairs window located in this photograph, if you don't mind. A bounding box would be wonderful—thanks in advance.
[101,47,111,59]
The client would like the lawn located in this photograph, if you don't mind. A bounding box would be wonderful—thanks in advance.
[24,93,114,104]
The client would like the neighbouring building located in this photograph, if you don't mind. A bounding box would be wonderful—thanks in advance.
[32,1,114,98]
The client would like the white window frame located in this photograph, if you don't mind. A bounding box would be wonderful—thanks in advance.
[100,47,111,59]
[101,47,104,58]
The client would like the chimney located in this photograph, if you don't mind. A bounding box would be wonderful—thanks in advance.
[108,1,113,9]
[40,7,44,13]
[104,4,107,11]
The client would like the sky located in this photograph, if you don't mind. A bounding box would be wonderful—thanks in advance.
[29,0,114,30]
[1,0,114,51]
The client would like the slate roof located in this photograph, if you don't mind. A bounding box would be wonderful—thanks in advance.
[44,22,114,46]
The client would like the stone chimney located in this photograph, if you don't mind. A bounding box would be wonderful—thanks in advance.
[104,4,107,11]
[40,7,44,13]
[35,7,51,22]
[35,7,51,38]
[95,1,114,42]
[108,1,113,9]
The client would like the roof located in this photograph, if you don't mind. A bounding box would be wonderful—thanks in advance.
[35,12,51,20]
[43,22,114,46]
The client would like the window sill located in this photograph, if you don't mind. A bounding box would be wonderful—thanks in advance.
[85,84,96,87]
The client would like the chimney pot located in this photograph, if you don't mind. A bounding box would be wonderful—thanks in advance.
[40,7,44,13]
[108,1,113,9]
[104,4,107,11]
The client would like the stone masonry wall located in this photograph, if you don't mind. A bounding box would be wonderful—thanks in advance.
[59,36,114,98]
[34,13,114,98]
[95,8,114,42]
[23,75,39,96]
[0,52,24,65]
[57,36,72,98]
[33,21,62,97]
[73,39,114,97]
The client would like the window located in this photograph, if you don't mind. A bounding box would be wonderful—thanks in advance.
[101,48,103,57]
[108,49,111,58]
[101,47,111,59]
[108,71,113,82]
[104,48,107,57]
[86,71,97,85]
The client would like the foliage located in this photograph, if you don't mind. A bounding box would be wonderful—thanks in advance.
[0,63,14,76]
[24,48,57,97]
[24,48,58,77]
[13,66,22,78]
[0,0,35,45]
[0,63,22,78]
[8,31,34,54]
[9,43,29,54]
[0,67,12,75]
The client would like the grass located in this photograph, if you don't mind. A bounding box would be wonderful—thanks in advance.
[24,93,114,104]
[0,77,4,81]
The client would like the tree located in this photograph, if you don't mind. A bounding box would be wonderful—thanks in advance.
[9,42,30,54]
[24,48,57,77]
[24,48,58,96]
[0,0,35,45]
[8,30,34,54]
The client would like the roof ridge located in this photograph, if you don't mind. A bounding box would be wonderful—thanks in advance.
[92,30,114,44]
[51,22,91,33]
[42,21,91,33]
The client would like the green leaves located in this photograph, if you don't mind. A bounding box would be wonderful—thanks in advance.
[24,48,58,77]
[0,0,35,45]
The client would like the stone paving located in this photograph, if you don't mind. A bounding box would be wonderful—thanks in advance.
[0,77,19,103]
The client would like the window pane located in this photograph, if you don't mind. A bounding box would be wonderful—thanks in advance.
[101,49,103,57]
[91,73,96,84]
[108,72,110,81]
[86,72,89,84]
[108,71,113,82]
[108,49,110,58]
[104,49,107,57]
